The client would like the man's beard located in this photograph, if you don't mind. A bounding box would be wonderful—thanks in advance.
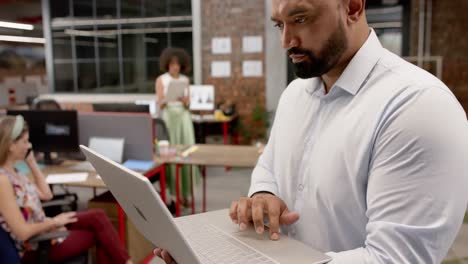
[288,21,348,79]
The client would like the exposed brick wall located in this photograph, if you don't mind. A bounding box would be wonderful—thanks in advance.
[201,0,266,142]
[410,0,468,113]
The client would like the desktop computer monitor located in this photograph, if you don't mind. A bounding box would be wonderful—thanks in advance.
[135,100,158,116]
[92,103,150,113]
[7,110,79,164]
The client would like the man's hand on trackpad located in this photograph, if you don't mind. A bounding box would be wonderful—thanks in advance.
[229,193,300,240]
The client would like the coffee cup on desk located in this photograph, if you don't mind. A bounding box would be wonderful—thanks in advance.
[158,140,170,157]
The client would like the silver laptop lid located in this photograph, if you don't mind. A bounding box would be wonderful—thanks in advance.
[80,145,200,264]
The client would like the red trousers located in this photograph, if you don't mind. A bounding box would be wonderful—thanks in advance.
[23,209,130,264]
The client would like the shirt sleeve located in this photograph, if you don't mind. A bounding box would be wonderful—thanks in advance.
[248,117,279,197]
[326,88,468,263]
[247,95,286,197]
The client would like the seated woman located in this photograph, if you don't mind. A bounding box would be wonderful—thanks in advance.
[0,115,132,264]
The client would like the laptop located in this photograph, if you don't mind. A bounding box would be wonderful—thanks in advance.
[80,145,332,264]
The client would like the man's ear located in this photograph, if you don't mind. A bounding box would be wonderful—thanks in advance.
[346,0,366,24]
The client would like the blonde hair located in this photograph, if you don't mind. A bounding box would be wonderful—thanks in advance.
[0,116,28,165]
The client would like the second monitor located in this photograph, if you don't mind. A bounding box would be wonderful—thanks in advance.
[92,103,150,113]
[6,110,79,164]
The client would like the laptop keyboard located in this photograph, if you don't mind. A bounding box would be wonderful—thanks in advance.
[186,224,279,264]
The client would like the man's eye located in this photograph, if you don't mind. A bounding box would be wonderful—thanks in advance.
[295,17,306,24]
[274,23,284,30]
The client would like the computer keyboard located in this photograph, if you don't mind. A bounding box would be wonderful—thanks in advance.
[186,224,279,264]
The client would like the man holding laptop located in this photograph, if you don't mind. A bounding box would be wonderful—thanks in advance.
[156,0,468,263]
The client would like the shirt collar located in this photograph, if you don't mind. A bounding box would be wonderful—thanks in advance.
[333,28,383,96]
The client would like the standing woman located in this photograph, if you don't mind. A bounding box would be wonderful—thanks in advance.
[0,115,132,264]
[155,47,198,207]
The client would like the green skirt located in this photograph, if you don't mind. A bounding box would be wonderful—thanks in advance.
[162,105,200,200]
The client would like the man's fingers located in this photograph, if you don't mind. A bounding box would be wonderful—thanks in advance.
[251,197,265,234]
[237,197,252,231]
[229,201,238,224]
[266,198,281,240]
[280,210,300,225]
[161,250,175,263]
[154,248,162,258]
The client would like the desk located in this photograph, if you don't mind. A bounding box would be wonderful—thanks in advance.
[192,115,238,145]
[39,160,166,246]
[41,160,105,189]
[155,144,261,216]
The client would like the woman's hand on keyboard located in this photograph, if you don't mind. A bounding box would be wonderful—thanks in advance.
[229,193,300,241]
[154,248,177,264]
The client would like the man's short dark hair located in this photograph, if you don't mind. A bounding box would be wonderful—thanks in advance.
[159,47,192,74]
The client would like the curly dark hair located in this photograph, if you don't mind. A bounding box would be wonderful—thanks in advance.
[159,47,192,74]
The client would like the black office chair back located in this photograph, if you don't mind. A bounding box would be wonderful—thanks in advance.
[31,98,62,110]
[0,226,21,264]
[154,118,170,142]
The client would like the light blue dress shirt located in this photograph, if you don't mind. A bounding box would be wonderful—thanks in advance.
[248,30,468,263]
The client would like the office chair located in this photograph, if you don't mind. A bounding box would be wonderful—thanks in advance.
[42,193,79,217]
[0,225,20,263]
[31,98,62,110]
[0,226,87,264]
[154,118,170,142]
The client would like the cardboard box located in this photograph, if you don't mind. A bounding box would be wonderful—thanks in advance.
[88,191,153,263]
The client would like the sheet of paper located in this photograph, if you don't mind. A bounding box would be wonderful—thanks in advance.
[165,80,188,102]
[242,36,263,53]
[242,60,263,77]
[47,173,89,184]
[211,61,231,78]
[212,37,231,54]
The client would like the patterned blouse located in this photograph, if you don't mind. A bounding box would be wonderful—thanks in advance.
[0,167,46,257]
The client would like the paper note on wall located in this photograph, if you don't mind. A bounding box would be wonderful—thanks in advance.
[242,36,263,53]
[242,61,263,77]
[211,61,231,78]
[212,37,232,54]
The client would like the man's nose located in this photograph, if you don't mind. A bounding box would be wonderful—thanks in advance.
[281,26,299,49]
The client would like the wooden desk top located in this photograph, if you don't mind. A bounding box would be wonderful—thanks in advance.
[40,160,164,189]
[41,160,106,188]
[155,144,261,168]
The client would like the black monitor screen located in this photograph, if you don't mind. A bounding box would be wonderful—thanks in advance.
[92,103,150,113]
[7,110,79,154]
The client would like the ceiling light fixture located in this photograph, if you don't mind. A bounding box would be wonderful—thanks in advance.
[0,35,45,44]
[0,21,34,31]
